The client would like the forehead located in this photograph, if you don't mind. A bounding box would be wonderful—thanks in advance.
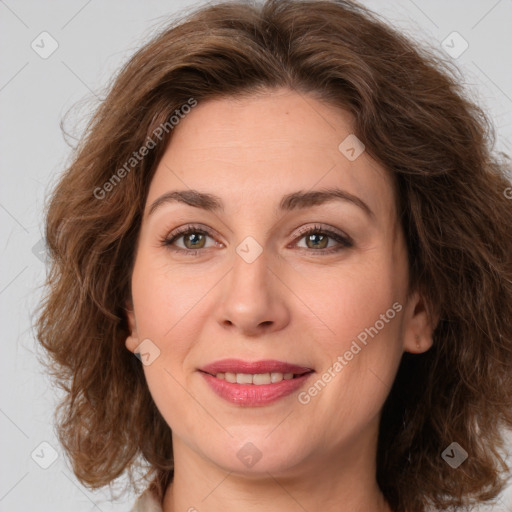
[145,89,396,222]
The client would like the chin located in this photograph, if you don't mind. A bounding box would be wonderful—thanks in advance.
[197,433,311,477]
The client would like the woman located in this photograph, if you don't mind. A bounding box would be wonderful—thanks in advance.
[35,1,512,511]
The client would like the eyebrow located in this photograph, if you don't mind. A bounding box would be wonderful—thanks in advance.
[147,187,374,218]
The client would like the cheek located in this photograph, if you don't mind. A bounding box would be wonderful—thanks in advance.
[294,249,405,416]
[299,284,404,444]
[141,361,210,448]
[132,263,202,433]
[130,248,211,340]
[294,251,402,354]
[130,252,215,429]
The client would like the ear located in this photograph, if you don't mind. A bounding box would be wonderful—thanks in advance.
[124,298,140,353]
[402,290,438,354]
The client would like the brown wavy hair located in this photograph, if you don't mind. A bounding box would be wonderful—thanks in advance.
[35,0,512,510]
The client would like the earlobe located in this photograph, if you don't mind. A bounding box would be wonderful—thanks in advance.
[124,299,139,353]
[125,334,140,353]
[402,291,437,354]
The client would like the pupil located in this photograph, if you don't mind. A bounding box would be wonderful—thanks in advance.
[308,234,327,249]
[186,233,204,249]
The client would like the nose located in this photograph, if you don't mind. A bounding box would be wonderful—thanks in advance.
[215,246,291,337]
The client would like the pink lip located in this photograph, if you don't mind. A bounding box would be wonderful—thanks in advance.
[198,359,314,407]
[200,358,313,375]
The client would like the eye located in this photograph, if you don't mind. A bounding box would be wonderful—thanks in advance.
[292,224,353,255]
[160,224,221,255]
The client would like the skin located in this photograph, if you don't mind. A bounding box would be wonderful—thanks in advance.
[125,88,436,512]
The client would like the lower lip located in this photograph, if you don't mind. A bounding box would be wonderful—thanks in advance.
[200,372,314,406]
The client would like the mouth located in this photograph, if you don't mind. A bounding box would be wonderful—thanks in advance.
[199,370,313,385]
[199,358,314,376]
[198,359,315,406]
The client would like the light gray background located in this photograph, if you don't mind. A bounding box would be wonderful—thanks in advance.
[1,0,511,511]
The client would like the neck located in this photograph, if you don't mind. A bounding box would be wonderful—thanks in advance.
[163,476,392,512]
[161,423,393,512]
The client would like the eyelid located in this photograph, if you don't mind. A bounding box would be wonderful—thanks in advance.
[161,223,222,249]
[290,223,353,254]
[293,223,351,242]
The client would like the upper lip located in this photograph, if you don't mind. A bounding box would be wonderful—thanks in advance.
[200,359,314,375]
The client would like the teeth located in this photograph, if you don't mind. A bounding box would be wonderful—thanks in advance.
[225,372,236,383]
[254,373,272,385]
[215,372,295,385]
[236,373,253,384]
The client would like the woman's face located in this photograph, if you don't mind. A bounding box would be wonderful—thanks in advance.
[126,88,433,478]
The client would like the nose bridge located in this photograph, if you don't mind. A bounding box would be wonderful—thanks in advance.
[216,238,290,334]
[229,242,272,310]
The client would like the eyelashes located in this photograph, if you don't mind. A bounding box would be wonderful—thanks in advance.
[160,224,221,255]
[293,224,353,254]
[159,223,353,256]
